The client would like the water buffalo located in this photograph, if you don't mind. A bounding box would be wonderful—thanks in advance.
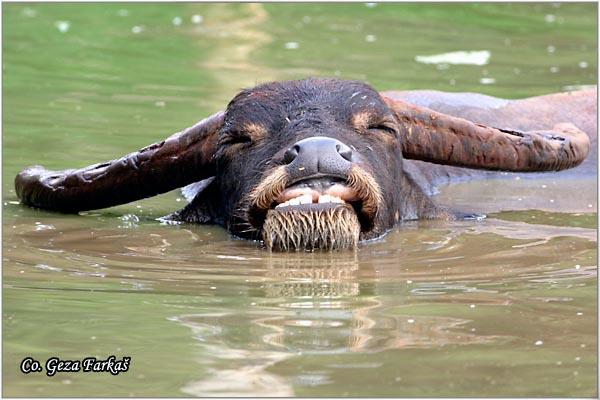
[15,78,594,251]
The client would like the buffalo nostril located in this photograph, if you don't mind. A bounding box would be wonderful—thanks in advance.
[283,145,299,164]
[336,143,353,161]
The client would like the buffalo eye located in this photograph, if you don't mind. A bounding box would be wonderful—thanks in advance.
[366,114,399,137]
[219,122,267,147]
[219,130,253,146]
[352,111,398,137]
[367,122,398,136]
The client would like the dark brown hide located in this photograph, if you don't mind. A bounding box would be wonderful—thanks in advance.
[15,112,224,213]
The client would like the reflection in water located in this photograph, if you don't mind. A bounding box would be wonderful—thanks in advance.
[197,3,274,88]
[175,252,508,396]
[173,313,294,397]
[3,207,597,396]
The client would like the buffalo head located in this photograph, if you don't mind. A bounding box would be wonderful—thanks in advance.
[15,78,590,251]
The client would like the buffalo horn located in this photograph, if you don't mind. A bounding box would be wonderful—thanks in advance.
[15,111,224,213]
[383,96,590,172]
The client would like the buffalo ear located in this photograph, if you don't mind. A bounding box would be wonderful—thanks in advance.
[382,96,590,172]
[182,177,216,202]
[164,177,220,224]
[15,112,224,213]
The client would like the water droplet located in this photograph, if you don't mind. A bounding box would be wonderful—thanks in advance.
[91,336,97,340]
[547,45,556,53]
[285,42,299,50]
[479,77,496,85]
[22,7,37,17]
[407,318,415,324]
[55,21,70,33]
[535,340,544,346]
[191,14,203,24]
[36,224,55,231]
[365,34,376,43]
[469,304,476,309]
[35,264,62,272]
[172,16,182,26]
[131,26,144,34]
[575,264,581,269]
[210,286,216,290]
[550,66,559,73]
[154,100,166,107]
[545,14,556,23]
[120,214,139,223]
[578,61,588,69]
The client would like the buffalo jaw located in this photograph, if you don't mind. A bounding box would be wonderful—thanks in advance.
[247,165,382,252]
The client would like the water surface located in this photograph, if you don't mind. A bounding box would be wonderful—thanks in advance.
[3,3,597,397]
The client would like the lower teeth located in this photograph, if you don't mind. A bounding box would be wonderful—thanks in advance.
[276,195,344,209]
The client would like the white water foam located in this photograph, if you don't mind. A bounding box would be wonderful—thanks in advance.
[415,50,490,66]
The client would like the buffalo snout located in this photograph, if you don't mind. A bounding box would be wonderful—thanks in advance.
[284,137,354,183]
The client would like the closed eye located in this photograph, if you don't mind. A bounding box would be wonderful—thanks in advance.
[219,122,268,147]
[219,131,253,146]
[352,111,398,136]
[368,122,397,136]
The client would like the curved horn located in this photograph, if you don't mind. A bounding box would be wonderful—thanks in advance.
[383,96,590,172]
[15,111,224,213]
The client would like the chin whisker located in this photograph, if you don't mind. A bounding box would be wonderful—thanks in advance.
[262,204,360,251]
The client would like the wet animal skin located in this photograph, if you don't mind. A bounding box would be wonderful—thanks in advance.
[15,78,594,250]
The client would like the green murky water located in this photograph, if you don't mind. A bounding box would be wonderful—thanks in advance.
[3,3,597,397]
